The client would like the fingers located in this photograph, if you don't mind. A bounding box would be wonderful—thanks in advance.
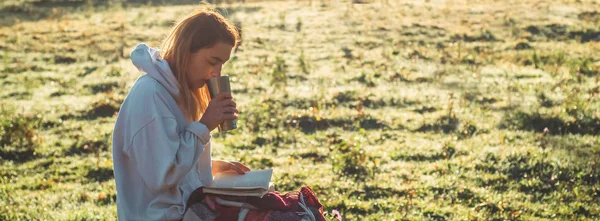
[218,105,238,121]
[219,99,236,108]
[213,161,250,175]
[205,91,238,123]
[212,92,232,101]
[221,113,238,121]
[232,162,251,172]
[210,93,237,113]
[220,106,239,114]
[220,106,238,119]
[228,162,246,175]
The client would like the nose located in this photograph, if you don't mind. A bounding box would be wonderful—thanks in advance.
[213,65,223,77]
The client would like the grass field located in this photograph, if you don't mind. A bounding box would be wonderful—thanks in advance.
[1,0,599,220]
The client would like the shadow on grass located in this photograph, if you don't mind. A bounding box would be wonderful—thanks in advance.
[295,151,328,163]
[416,116,459,133]
[392,142,465,163]
[348,185,406,200]
[276,115,390,134]
[525,23,600,43]
[0,147,36,163]
[59,96,121,121]
[475,151,599,204]
[262,95,414,110]
[500,110,600,135]
[86,167,114,183]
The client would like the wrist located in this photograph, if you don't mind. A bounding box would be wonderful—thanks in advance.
[199,118,217,132]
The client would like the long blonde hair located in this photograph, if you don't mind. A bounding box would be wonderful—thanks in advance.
[161,7,240,121]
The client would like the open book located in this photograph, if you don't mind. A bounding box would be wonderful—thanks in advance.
[204,169,274,197]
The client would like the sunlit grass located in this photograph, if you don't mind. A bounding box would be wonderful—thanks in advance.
[1,0,599,220]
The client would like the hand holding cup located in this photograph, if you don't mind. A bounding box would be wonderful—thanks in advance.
[199,92,238,131]
[200,76,238,131]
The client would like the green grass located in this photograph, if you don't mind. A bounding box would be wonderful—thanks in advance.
[1,0,600,220]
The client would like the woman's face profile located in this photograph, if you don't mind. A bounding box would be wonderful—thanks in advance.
[185,42,234,90]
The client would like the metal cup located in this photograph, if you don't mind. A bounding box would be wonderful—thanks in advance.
[206,76,237,131]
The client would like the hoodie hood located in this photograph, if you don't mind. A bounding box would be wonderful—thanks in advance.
[131,43,181,100]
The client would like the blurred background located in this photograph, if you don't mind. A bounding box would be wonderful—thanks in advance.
[1,0,599,220]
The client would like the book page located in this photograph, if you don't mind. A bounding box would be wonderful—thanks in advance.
[209,169,273,189]
[203,188,269,197]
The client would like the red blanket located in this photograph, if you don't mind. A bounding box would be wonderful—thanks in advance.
[186,186,326,221]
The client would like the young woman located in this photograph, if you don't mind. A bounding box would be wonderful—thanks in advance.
[112,7,250,220]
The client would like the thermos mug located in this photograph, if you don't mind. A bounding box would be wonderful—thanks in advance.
[206,76,237,131]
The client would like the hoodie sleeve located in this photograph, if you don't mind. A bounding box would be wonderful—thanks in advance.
[124,93,211,192]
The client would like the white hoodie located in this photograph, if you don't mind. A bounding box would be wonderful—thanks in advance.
[112,44,213,221]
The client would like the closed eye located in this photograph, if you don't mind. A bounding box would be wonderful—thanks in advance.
[211,56,228,64]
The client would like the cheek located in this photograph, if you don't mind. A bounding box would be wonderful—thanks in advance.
[187,63,206,79]
[192,63,209,79]
[201,67,212,79]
